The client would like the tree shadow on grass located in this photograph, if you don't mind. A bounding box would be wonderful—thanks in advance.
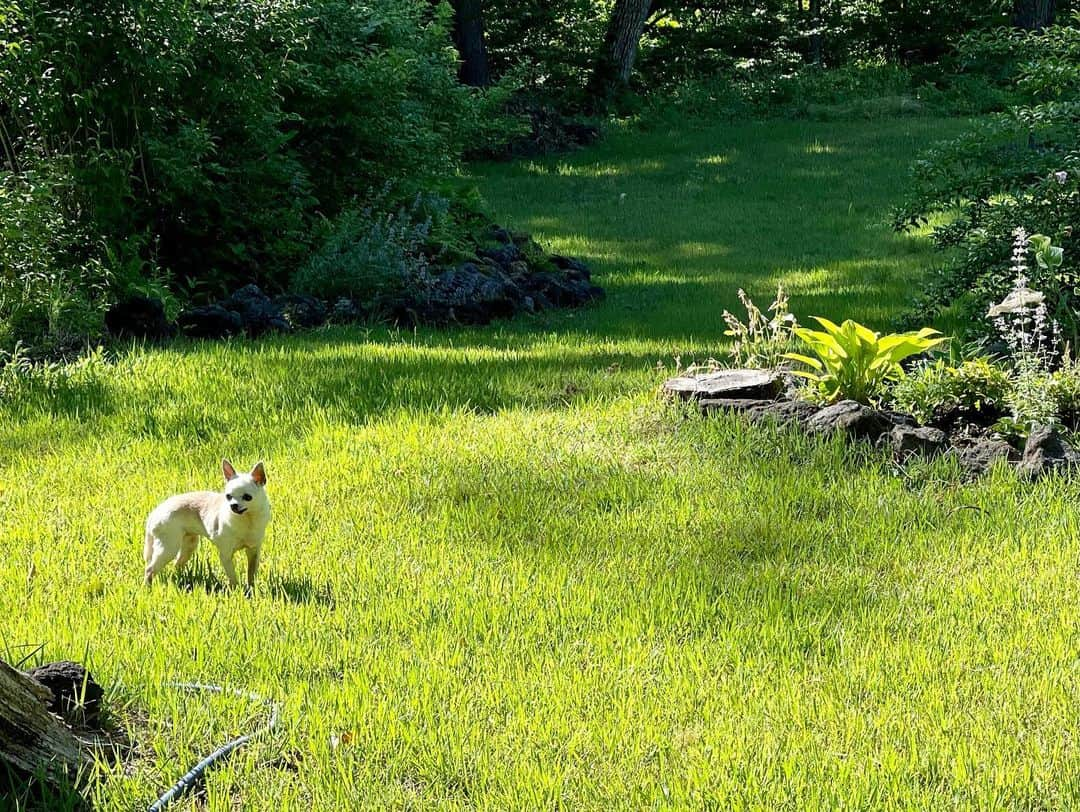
[113,336,676,447]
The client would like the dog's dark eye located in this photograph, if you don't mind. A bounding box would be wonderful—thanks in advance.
[242,494,252,502]
[226,493,235,500]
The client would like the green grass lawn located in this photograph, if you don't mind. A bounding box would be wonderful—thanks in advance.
[8,117,1080,810]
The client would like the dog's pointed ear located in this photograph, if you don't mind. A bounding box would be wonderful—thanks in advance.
[251,461,267,486]
[222,459,237,481]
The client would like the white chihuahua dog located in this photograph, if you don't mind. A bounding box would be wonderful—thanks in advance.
[144,459,270,590]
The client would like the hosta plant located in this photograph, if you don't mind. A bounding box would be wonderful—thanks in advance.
[785,318,946,404]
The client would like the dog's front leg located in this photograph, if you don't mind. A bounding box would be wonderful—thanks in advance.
[215,546,241,589]
[245,547,261,593]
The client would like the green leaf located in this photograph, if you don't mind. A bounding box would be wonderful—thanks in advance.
[782,353,824,371]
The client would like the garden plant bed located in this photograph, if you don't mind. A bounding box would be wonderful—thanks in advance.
[665,368,1080,480]
[105,227,603,344]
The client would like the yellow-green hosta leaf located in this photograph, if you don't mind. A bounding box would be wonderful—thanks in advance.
[782,352,825,371]
[912,327,944,340]
[796,326,848,359]
[882,337,945,364]
[811,316,844,335]
[787,369,825,381]
[849,320,879,346]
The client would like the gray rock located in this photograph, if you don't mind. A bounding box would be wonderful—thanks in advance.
[105,295,175,341]
[952,438,1018,477]
[330,297,364,324]
[805,400,891,440]
[273,294,328,329]
[699,398,819,425]
[507,260,530,279]
[521,270,603,309]
[881,410,917,428]
[1018,424,1080,480]
[177,304,244,339]
[222,284,291,336]
[890,425,948,458]
[477,244,523,269]
[425,264,523,324]
[663,369,783,401]
[483,225,512,245]
[550,254,591,275]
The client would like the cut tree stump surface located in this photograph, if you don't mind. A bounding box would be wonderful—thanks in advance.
[663,369,782,401]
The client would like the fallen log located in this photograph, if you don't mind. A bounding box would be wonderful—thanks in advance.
[0,658,90,782]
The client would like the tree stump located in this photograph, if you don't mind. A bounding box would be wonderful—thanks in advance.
[26,661,104,727]
[662,369,783,401]
[0,658,91,782]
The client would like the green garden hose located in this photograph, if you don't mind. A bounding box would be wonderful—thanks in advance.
[147,682,279,812]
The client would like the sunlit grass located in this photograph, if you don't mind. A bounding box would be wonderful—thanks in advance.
[8,117,1077,810]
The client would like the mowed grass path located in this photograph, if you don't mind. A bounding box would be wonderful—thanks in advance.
[7,118,1080,809]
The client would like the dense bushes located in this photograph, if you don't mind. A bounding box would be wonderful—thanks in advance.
[482,0,1022,112]
[895,19,1080,347]
[0,0,513,354]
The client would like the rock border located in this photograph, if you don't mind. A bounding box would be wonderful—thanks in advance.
[666,369,1079,481]
[105,229,604,342]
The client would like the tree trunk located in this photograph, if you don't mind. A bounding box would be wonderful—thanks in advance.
[809,0,823,65]
[451,0,490,87]
[0,659,89,783]
[587,0,653,106]
[1012,0,1056,29]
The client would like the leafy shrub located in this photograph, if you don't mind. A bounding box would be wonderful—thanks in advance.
[785,317,946,404]
[292,193,439,304]
[721,285,798,368]
[1006,366,1059,428]
[895,20,1080,343]
[0,0,511,352]
[890,358,1011,425]
[0,162,109,355]
[1050,356,1080,426]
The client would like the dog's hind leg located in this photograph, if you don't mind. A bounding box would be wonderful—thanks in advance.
[174,534,200,573]
[144,530,181,586]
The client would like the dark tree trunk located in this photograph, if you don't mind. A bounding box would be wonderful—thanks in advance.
[587,0,653,106]
[1013,0,1056,29]
[809,0,823,65]
[451,0,489,87]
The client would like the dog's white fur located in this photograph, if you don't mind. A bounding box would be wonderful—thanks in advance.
[143,459,270,589]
